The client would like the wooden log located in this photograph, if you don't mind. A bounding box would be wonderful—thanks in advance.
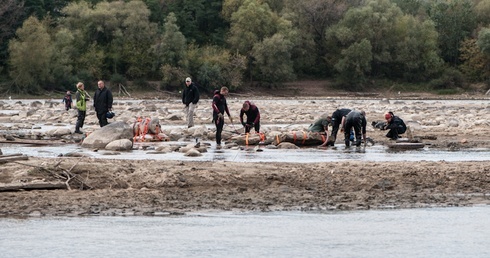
[0,155,28,163]
[0,140,66,145]
[388,143,425,150]
[0,182,67,192]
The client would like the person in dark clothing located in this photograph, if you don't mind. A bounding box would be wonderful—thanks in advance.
[74,82,90,134]
[62,91,72,111]
[240,101,260,134]
[93,80,113,127]
[212,87,233,148]
[383,112,406,140]
[329,108,352,143]
[319,108,352,146]
[342,110,367,147]
[182,77,200,128]
[307,116,330,133]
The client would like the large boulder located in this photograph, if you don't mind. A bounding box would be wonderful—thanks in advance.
[81,121,133,149]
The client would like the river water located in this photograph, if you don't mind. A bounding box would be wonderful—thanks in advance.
[1,206,489,257]
[1,141,490,163]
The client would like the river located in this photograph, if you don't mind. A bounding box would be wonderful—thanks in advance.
[1,206,489,257]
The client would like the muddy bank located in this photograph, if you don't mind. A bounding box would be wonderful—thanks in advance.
[1,158,489,217]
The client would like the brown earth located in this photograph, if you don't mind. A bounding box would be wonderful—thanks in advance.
[1,81,490,217]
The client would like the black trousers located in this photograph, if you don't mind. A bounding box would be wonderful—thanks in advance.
[96,112,108,127]
[75,110,86,131]
[244,121,260,134]
[344,118,362,147]
[215,117,224,144]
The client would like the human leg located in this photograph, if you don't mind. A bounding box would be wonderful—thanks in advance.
[216,118,224,145]
[186,103,196,128]
[97,112,108,127]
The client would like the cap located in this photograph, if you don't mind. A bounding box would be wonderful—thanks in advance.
[384,113,392,120]
[185,77,192,82]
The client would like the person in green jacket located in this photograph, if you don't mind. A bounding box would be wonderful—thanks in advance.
[74,82,90,134]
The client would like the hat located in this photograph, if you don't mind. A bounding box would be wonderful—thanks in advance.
[185,77,192,82]
[384,113,392,120]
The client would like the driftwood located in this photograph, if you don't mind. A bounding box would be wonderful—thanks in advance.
[0,139,66,145]
[13,158,92,190]
[0,182,67,192]
[0,154,28,163]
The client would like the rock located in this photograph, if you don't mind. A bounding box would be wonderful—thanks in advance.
[81,121,133,149]
[277,142,300,149]
[105,139,133,151]
[184,149,202,157]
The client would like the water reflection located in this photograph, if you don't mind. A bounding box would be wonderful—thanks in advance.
[1,206,489,257]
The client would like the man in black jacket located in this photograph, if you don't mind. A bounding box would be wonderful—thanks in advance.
[182,77,200,128]
[93,80,113,127]
[383,112,406,140]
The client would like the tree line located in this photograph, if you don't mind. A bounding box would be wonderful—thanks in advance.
[1,0,490,95]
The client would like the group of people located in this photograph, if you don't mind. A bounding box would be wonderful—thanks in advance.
[182,77,261,148]
[67,77,406,148]
[64,80,113,134]
[307,108,407,147]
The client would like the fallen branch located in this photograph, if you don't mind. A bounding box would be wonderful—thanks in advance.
[0,155,28,163]
[0,182,67,192]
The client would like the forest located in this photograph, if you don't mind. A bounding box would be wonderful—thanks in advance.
[1,0,490,95]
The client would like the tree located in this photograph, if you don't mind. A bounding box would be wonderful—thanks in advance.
[0,0,24,71]
[459,38,489,82]
[227,0,298,82]
[60,0,159,81]
[156,13,187,68]
[283,0,359,76]
[334,39,372,89]
[326,0,443,86]
[8,16,54,93]
[427,0,477,66]
[165,0,228,46]
[251,33,295,83]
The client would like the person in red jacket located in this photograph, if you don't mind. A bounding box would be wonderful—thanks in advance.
[239,101,260,134]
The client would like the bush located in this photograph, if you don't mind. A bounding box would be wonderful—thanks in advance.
[428,67,464,90]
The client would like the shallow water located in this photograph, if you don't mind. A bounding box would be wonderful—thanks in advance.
[1,140,489,163]
[1,206,489,257]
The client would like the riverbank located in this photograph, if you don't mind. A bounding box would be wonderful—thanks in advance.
[1,158,489,216]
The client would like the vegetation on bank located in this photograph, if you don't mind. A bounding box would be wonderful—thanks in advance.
[1,0,490,96]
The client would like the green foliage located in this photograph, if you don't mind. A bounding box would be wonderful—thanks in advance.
[161,64,188,90]
[110,73,127,86]
[61,0,159,80]
[155,13,187,68]
[194,45,246,90]
[165,0,228,46]
[477,27,490,55]
[251,33,296,83]
[459,38,489,82]
[326,0,443,88]
[427,67,464,90]
[427,0,477,65]
[8,16,55,93]
[475,0,490,26]
[334,39,372,89]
